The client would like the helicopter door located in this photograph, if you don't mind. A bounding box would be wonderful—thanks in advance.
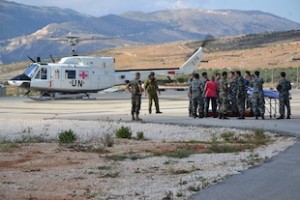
[31,66,51,90]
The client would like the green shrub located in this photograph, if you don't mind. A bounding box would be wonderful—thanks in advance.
[221,131,235,142]
[58,129,77,144]
[136,131,144,140]
[115,126,132,139]
[154,149,194,159]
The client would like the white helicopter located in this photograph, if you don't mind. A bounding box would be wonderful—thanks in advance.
[8,36,205,99]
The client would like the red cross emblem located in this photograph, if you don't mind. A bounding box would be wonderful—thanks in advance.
[79,71,88,79]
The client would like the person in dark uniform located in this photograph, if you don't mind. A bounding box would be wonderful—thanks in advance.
[127,72,143,121]
[144,72,162,114]
[276,72,292,119]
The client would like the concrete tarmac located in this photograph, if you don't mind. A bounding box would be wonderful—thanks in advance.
[0,90,300,199]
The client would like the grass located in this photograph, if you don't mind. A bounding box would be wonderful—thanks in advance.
[115,126,132,139]
[0,143,18,152]
[58,129,77,144]
[100,133,114,147]
[154,149,194,159]
[221,131,235,143]
[106,154,147,161]
[136,131,144,140]
[14,135,45,143]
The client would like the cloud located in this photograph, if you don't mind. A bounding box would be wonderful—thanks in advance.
[154,0,200,10]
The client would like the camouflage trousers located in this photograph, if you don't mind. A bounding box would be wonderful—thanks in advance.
[148,92,160,112]
[237,96,246,115]
[192,95,204,116]
[219,93,228,114]
[228,93,238,113]
[279,94,291,116]
[252,92,265,116]
[188,95,193,116]
[131,94,141,115]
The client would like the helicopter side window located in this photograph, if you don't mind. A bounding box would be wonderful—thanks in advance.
[41,68,47,80]
[35,67,47,80]
[65,70,76,79]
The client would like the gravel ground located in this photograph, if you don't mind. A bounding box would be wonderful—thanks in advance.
[0,119,296,200]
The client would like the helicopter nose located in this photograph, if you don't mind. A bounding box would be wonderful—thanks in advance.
[8,74,31,88]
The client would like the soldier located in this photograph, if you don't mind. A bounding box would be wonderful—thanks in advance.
[251,71,265,119]
[218,71,229,119]
[236,70,246,119]
[188,73,195,117]
[144,72,162,114]
[276,72,292,119]
[244,70,253,114]
[189,73,204,118]
[228,71,238,117]
[215,72,221,111]
[126,72,143,121]
[200,72,208,117]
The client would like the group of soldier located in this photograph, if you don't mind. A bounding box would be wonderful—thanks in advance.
[126,72,162,121]
[127,69,292,121]
[189,70,292,120]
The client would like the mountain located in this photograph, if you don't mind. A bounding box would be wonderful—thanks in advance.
[0,0,87,39]
[122,9,300,36]
[0,0,300,64]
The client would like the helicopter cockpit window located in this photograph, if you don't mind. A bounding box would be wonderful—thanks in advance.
[34,67,48,80]
[65,70,76,79]
[24,64,39,78]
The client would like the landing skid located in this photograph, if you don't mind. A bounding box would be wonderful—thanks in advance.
[28,93,95,101]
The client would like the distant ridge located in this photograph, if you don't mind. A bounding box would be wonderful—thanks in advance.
[0,0,300,63]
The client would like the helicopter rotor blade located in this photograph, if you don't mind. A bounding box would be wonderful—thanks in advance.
[27,55,36,63]
[50,54,55,63]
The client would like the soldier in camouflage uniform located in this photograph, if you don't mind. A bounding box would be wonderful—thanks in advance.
[228,71,238,116]
[189,73,204,118]
[215,72,221,112]
[200,72,208,117]
[127,72,143,121]
[251,71,265,119]
[144,72,162,114]
[188,74,195,117]
[276,72,292,119]
[235,70,246,119]
[218,71,229,119]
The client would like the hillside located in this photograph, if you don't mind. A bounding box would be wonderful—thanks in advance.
[1,0,300,64]
[1,30,299,82]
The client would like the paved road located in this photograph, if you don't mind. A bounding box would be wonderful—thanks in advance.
[0,90,300,199]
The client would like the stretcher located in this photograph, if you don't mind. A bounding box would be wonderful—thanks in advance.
[247,88,279,118]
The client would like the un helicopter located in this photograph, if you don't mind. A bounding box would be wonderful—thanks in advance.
[8,34,205,100]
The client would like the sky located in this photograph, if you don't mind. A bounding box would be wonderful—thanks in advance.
[9,0,300,23]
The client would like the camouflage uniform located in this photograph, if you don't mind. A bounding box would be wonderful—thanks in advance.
[236,76,246,117]
[190,78,204,118]
[188,78,193,117]
[128,79,142,117]
[199,77,208,116]
[251,77,265,117]
[277,78,291,118]
[228,77,238,115]
[219,78,229,115]
[144,77,160,113]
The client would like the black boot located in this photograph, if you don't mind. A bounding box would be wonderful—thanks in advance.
[286,115,291,119]
[222,114,229,120]
[237,115,245,120]
[277,115,284,119]
[218,113,223,119]
[261,114,265,120]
